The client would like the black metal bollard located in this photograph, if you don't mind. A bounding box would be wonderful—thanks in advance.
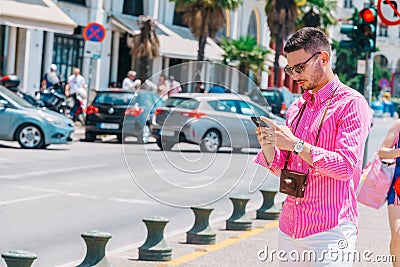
[138,216,172,261]
[256,190,281,220]
[226,196,252,231]
[76,230,112,267]
[186,206,216,244]
[1,250,37,267]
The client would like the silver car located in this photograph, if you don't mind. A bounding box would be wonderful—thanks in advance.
[151,93,285,152]
[0,86,74,149]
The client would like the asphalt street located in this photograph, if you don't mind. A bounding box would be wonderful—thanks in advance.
[0,116,394,267]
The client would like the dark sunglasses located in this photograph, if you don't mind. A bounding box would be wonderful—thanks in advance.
[284,52,321,76]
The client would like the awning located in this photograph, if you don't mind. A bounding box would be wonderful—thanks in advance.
[0,0,77,34]
[110,14,224,61]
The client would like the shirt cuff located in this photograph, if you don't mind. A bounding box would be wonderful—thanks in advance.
[253,147,282,169]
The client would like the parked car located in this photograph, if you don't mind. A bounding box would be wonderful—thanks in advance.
[250,87,295,118]
[0,86,74,149]
[84,89,163,143]
[151,93,285,152]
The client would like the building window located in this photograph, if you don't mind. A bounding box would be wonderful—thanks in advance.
[344,0,353,8]
[248,9,260,44]
[123,0,144,16]
[52,29,85,82]
[173,9,186,27]
[379,25,388,37]
[58,0,86,5]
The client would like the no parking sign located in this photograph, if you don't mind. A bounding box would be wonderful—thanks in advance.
[83,22,106,42]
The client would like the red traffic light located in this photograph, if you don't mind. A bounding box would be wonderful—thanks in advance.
[359,8,376,23]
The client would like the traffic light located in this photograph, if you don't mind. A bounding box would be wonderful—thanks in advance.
[339,22,358,49]
[339,10,359,52]
[357,6,377,52]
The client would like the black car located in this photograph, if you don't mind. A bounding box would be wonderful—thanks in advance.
[84,90,163,143]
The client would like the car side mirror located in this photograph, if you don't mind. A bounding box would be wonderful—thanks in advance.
[0,99,8,110]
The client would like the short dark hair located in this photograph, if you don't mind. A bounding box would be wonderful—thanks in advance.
[284,27,331,56]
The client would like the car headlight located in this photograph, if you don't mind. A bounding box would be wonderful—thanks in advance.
[46,117,67,127]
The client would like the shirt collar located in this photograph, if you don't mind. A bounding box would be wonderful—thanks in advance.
[302,75,340,105]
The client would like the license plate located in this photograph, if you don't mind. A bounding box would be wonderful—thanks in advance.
[160,129,175,137]
[99,123,119,130]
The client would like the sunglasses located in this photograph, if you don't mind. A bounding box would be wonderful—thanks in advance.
[284,52,321,76]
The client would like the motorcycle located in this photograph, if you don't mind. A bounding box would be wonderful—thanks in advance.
[1,75,44,107]
[36,84,68,115]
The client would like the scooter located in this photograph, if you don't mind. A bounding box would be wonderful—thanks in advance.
[1,75,44,107]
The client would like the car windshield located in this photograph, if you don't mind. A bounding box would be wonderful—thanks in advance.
[94,92,134,105]
[261,90,282,104]
[0,87,33,108]
[164,97,199,109]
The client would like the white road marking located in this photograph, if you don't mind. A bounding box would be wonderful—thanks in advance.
[0,193,56,206]
[108,197,157,205]
[0,164,106,179]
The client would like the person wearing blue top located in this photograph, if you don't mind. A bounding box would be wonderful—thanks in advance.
[209,84,225,93]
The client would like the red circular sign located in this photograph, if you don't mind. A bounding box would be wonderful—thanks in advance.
[83,22,106,42]
[378,0,400,25]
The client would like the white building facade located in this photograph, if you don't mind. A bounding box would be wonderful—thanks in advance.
[0,0,272,95]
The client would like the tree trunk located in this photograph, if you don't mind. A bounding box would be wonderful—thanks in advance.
[274,36,282,87]
[137,56,149,82]
[197,35,207,61]
[239,63,248,94]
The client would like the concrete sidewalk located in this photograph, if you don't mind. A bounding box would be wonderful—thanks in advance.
[59,203,393,267]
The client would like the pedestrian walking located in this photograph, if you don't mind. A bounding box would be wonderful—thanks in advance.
[122,70,141,91]
[254,27,372,266]
[157,74,170,99]
[65,67,86,118]
[377,120,400,266]
[41,64,61,90]
[167,75,182,97]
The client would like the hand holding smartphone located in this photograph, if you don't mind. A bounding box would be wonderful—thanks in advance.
[251,116,269,127]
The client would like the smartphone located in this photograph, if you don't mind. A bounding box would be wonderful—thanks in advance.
[251,116,269,127]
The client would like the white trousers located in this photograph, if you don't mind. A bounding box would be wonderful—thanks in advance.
[278,222,357,267]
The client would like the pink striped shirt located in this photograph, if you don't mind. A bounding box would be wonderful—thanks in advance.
[254,76,372,238]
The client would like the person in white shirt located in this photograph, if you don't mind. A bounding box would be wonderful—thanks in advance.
[65,68,86,117]
[122,70,141,91]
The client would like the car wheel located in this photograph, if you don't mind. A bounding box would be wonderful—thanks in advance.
[16,124,44,149]
[200,129,221,153]
[137,124,151,144]
[156,138,174,151]
[85,132,96,142]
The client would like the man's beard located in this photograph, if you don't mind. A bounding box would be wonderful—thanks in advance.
[301,64,323,91]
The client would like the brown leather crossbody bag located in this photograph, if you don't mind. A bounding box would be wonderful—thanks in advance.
[280,87,338,198]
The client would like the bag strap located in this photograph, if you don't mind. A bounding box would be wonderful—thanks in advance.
[284,86,339,169]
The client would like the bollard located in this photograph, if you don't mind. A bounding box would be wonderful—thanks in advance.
[186,206,216,244]
[256,190,281,220]
[76,230,112,267]
[226,196,252,231]
[138,216,172,261]
[1,250,37,267]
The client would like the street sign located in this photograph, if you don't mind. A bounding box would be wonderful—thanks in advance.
[378,0,400,25]
[378,78,390,88]
[83,22,106,42]
[357,60,366,74]
[84,41,102,59]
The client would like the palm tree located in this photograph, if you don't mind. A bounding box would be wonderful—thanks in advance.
[265,0,299,87]
[170,0,242,62]
[221,35,270,91]
[297,0,337,31]
[129,16,160,81]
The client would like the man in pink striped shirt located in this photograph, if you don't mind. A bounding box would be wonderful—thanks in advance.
[254,27,372,266]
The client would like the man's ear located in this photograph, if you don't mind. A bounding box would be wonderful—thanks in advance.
[321,51,330,65]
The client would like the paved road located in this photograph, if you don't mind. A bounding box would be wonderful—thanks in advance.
[0,117,393,266]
